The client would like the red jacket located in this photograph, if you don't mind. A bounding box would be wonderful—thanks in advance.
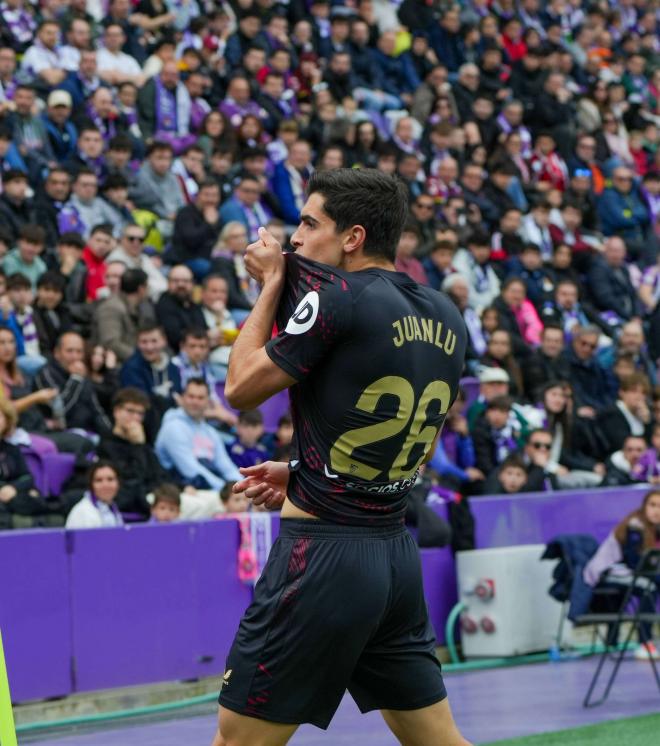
[82,246,107,301]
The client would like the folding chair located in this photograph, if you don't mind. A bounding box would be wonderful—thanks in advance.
[573,548,660,708]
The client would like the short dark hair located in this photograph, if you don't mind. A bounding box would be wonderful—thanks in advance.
[90,223,113,238]
[58,232,85,250]
[499,454,526,472]
[306,168,408,262]
[19,224,46,245]
[137,321,165,336]
[108,134,133,151]
[181,327,209,344]
[112,387,150,410]
[74,167,96,182]
[238,409,263,426]
[486,395,513,412]
[120,268,148,294]
[6,273,31,291]
[102,173,129,191]
[467,230,491,248]
[87,460,120,492]
[184,377,209,393]
[37,271,66,292]
[3,169,28,184]
[153,483,181,508]
[147,140,174,157]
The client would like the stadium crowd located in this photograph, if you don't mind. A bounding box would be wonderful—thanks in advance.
[0,0,658,531]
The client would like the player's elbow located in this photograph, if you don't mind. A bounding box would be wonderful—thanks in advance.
[224,376,259,410]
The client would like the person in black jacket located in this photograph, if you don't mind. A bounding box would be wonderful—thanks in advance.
[0,398,61,529]
[602,436,649,487]
[0,170,34,243]
[472,395,520,477]
[34,331,111,437]
[154,265,207,352]
[32,168,71,251]
[170,181,222,281]
[587,237,642,327]
[97,387,173,519]
[595,374,653,458]
[560,325,614,418]
[32,271,74,355]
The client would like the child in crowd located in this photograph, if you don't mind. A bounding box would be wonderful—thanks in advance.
[5,271,46,375]
[484,454,529,495]
[150,483,181,523]
[229,410,269,468]
[632,423,660,484]
[219,481,249,514]
[472,396,520,477]
[271,413,293,462]
[2,225,47,289]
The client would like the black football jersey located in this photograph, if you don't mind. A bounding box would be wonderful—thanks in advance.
[265,252,467,525]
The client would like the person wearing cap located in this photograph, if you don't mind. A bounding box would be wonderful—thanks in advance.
[41,90,77,164]
[466,366,511,430]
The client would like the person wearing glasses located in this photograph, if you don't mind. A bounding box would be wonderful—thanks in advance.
[107,224,166,301]
[409,194,437,256]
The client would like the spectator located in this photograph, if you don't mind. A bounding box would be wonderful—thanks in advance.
[81,224,115,301]
[97,387,171,519]
[219,481,249,514]
[597,320,657,387]
[94,268,156,363]
[35,331,112,437]
[452,231,500,313]
[219,174,273,244]
[0,169,33,242]
[596,374,653,457]
[170,180,221,281]
[482,454,530,495]
[155,378,241,491]
[65,461,124,529]
[41,90,77,165]
[97,23,145,88]
[63,125,108,184]
[587,237,642,327]
[106,225,167,301]
[228,409,269,469]
[423,240,456,291]
[199,274,238,379]
[472,395,520,477]
[602,435,649,487]
[2,224,47,289]
[150,483,181,523]
[480,329,524,398]
[32,271,73,354]
[632,424,660,485]
[20,20,67,88]
[271,140,313,225]
[395,222,428,285]
[492,277,543,354]
[517,428,560,492]
[32,169,71,250]
[59,49,102,109]
[560,325,614,417]
[57,169,117,240]
[521,324,569,400]
[5,272,44,373]
[8,85,55,182]
[155,265,206,352]
[541,279,605,341]
[55,232,87,306]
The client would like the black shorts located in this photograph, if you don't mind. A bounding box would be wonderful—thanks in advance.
[218,519,446,729]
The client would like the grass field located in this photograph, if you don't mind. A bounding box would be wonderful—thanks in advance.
[483,712,660,746]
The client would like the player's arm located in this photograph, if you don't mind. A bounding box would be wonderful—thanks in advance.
[225,228,297,409]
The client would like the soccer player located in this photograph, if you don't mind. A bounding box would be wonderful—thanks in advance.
[212,169,470,746]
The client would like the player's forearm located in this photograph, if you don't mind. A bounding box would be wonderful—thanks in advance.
[225,278,283,408]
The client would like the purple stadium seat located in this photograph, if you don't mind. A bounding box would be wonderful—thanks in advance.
[21,449,76,497]
[215,384,290,433]
[22,449,48,495]
[459,377,480,411]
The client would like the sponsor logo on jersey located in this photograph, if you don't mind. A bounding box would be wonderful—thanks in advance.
[285,291,319,335]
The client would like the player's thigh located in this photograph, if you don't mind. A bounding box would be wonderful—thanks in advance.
[381,699,472,746]
[212,706,298,746]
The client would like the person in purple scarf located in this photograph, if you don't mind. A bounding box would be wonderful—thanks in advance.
[219,74,266,129]
[65,461,124,529]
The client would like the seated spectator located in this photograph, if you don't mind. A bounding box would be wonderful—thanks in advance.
[57,169,117,240]
[229,410,269,469]
[452,231,501,313]
[560,325,614,418]
[199,274,238,380]
[598,166,652,264]
[0,170,34,243]
[8,85,55,183]
[20,21,67,88]
[130,141,186,242]
[472,395,520,477]
[588,237,642,329]
[106,225,167,302]
[442,274,486,371]
[492,277,543,355]
[529,131,568,193]
[155,378,241,491]
[467,366,511,429]
[101,175,137,238]
[423,240,456,292]
[482,454,529,495]
[150,483,181,523]
[32,168,71,251]
[5,272,46,375]
[97,388,172,519]
[271,140,314,225]
[171,328,236,426]
[584,489,660,658]
[63,126,108,184]
[59,49,102,109]
[219,481,249,515]
[41,90,77,165]
[0,398,56,530]
[119,323,180,436]
[602,435,650,488]
[97,24,145,88]
[548,200,595,274]
[545,242,581,291]
[219,174,273,244]
[632,424,660,485]
[156,264,206,349]
[35,331,112,438]
[94,268,156,363]
[170,180,221,281]
[541,279,606,341]
[597,320,657,387]
[270,413,294,462]
[211,223,258,319]
[2,224,47,289]
[65,461,124,529]
[394,222,428,285]
[505,243,553,310]
[480,329,524,398]
[81,224,115,301]
[596,374,653,458]
[520,199,554,262]
[52,229,88,308]
[86,344,119,417]
[521,324,570,401]
[32,271,73,355]
[172,144,206,204]
[518,428,560,492]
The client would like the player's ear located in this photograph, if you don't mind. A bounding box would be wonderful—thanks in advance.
[342,224,367,254]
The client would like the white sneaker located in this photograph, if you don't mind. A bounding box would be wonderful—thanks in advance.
[634,642,660,661]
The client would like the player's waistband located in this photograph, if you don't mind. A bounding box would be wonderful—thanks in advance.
[279,518,407,540]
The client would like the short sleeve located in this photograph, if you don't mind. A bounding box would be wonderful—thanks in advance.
[265,254,353,382]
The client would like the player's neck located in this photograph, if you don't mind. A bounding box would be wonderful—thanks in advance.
[340,254,396,273]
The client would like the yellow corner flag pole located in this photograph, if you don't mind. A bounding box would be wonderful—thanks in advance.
[0,629,17,746]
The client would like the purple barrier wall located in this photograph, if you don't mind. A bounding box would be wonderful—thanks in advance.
[68,521,252,692]
[0,531,72,702]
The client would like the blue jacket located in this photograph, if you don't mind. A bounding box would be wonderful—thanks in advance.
[41,114,77,164]
[219,197,249,231]
[542,534,599,620]
[119,350,180,406]
[370,49,419,95]
[0,142,27,173]
[597,186,650,241]
[270,162,309,225]
[155,407,241,490]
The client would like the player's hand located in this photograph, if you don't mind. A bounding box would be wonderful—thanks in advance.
[244,227,285,286]
[233,461,289,510]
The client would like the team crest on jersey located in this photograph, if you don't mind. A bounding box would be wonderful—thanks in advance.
[285,291,319,335]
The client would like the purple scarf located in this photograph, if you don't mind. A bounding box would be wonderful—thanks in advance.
[85,103,117,144]
[155,76,178,133]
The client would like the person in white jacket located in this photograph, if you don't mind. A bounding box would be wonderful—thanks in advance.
[65,461,124,529]
[451,231,501,313]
